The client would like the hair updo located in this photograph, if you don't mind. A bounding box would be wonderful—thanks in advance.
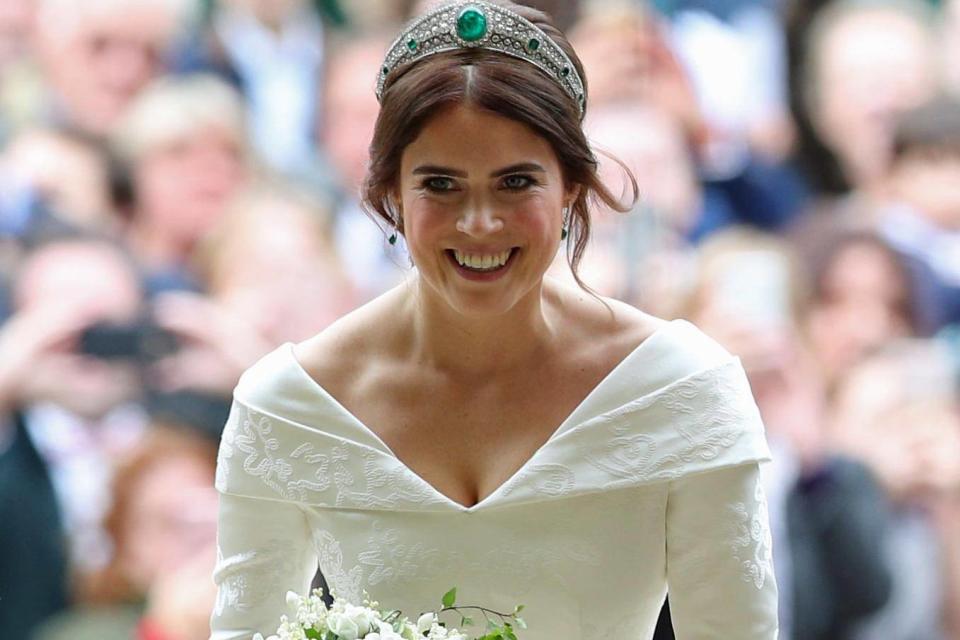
[362,0,638,289]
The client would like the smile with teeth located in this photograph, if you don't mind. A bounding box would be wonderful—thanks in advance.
[451,248,514,271]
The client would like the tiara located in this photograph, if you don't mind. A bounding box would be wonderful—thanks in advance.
[375,1,586,119]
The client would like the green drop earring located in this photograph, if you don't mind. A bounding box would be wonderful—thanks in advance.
[389,213,401,245]
[561,207,569,241]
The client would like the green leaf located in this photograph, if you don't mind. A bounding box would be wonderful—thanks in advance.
[461,615,474,627]
[304,630,323,640]
[514,617,527,630]
[442,586,457,608]
[513,604,525,614]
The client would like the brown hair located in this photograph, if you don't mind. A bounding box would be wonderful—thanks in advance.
[78,424,217,605]
[362,0,638,290]
[892,94,960,162]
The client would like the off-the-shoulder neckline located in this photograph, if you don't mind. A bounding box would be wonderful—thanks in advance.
[280,318,688,512]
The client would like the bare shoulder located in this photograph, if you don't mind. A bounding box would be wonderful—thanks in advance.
[546,278,669,362]
[292,286,407,391]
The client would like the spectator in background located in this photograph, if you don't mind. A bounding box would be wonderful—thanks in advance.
[35,424,219,640]
[829,340,960,639]
[548,100,701,314]
[0,236,149,639]
[678,227,893,640]
[111,73,250,294]
[875,95,960,327]
[175,0,327,174]
[799,0,940,202]
[319,33,406,300]
[32,0,193,137]
[0,126,118,236]
[147,182,358,399]
[796,225,921,394]
[569,1,806,240]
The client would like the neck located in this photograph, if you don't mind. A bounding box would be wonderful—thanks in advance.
[401,276,559,378]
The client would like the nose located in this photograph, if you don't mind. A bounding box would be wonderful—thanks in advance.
[456,201,504,237]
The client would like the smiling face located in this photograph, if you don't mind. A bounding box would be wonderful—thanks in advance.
[398,104,575,316]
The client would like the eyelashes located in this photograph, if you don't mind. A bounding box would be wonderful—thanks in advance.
[416,174,541,193]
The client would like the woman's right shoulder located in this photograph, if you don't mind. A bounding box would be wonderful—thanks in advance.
[234,289,404,412]
[290,287,406,392]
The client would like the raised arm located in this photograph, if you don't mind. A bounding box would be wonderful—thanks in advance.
[666,463,779,639]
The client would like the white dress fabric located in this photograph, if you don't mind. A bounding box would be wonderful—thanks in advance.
[210,319,779,639]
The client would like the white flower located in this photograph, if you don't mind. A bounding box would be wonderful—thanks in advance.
[362,620,404,640]
[294,593,329,629]
[327,614,361,640]
[275,616,308,640]
[328,603,379,639]
[417,612,437,633]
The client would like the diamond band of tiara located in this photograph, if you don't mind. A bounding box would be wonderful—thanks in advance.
[375,1,586,119]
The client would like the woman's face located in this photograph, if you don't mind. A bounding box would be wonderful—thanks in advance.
[398,104,575,316]
[806,241,912,382]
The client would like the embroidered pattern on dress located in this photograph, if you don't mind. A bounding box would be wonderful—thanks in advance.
[358,521,443,586]
[582,362,752,482]
[342,520,602,595]
[212,539,299,614]
[218,402,442,509]
[499,462,576,498]
[729,478,774,590]
[313,529,363,603]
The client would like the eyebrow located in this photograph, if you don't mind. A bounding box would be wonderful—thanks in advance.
[411,162,547,178]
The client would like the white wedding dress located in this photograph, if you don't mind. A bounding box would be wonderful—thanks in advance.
[209,319,778,639]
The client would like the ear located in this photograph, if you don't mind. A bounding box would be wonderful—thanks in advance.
[564,184,582,210]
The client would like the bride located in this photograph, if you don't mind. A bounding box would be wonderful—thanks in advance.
[209,1,778,638]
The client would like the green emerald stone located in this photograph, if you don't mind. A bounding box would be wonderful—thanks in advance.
[382,65,389,75]
[457,7,487,42]
[561,66,570,77]
[527,37,540,51]
[407,38,418,51]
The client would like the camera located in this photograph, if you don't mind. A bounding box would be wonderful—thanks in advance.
[77,318,180,363]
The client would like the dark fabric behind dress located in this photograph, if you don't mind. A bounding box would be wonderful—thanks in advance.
[0,413,68,639]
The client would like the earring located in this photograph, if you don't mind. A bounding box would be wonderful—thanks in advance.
[389,213,401,245]
[561,207,569,241]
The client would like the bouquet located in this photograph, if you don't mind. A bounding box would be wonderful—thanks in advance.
[253,587,526,640]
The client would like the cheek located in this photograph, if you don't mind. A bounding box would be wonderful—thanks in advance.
[513,202,559,239]
[403,201,450,243]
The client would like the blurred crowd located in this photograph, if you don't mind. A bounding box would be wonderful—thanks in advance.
[0,0,958,639]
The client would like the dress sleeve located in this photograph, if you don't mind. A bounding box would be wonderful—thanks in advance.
[665,462,779,639]
[208,492,318,640]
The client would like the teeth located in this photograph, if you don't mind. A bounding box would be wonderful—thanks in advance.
[453,249,512,270]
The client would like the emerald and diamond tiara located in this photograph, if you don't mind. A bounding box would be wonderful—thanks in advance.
[375,1,586,119]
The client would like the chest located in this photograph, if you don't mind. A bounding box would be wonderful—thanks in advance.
[345,362,607,509]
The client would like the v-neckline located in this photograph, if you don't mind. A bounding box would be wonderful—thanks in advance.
[284,319,680,512]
